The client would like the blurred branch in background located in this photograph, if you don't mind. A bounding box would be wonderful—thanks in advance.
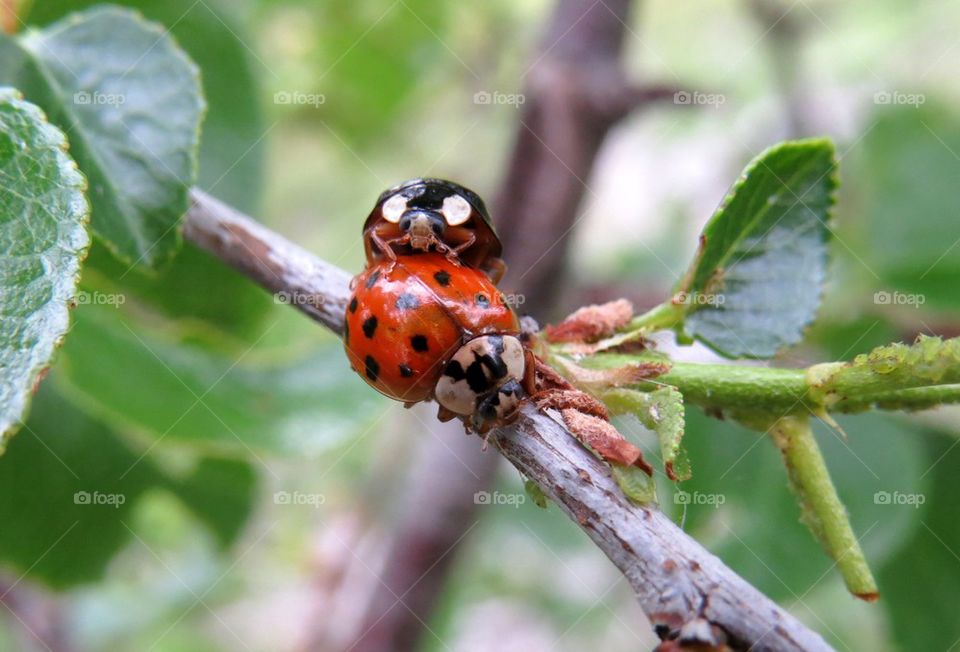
[182,188,833,651]
[746,0,811,138]
[494,0,680,316]
[0,575,72,652]
[332,1,683,650]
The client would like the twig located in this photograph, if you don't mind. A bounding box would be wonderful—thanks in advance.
[578,352,960,416]
[184,187,834,651]
[768,416,877,600]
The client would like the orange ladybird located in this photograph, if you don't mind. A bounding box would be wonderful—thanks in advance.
[344,253,526,431]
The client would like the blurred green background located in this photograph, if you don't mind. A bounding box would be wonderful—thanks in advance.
[3,0,960,650]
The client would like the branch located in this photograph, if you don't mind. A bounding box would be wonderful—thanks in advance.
[184,188,833,651]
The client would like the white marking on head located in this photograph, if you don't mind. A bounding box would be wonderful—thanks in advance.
[441,194,472,226]
[381,194,408,223]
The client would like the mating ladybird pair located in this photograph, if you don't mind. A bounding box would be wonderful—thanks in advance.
[344,178,532,432]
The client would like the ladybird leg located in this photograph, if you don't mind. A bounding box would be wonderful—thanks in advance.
[438,226,476,265]
[370,222,411,264]
[448,228,477,255]
[521,348,537,396]
[480,428,493,451]
[436,404,458,422]
[482,257,507,285]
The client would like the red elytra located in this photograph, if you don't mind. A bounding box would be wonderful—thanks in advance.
[344,253,520,404]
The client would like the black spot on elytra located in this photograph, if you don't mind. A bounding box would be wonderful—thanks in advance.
[399,364,413,377]
[475,293,489,307]
[433,270,451,286]
[411,335,429,352]
[362,315,378,338]
[395,293,420,310]
[348,296,358,313]
[364,355,380,381]
[365,269,381,289]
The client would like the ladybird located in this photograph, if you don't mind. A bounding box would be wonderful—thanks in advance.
[362,178,507,284]
[344,252,529,431]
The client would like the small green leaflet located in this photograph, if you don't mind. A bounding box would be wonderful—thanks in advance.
[674,139,837,358]
[601,386,691,481]
[0,87,89,449]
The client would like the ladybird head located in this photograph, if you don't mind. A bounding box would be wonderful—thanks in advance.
[373,178,491,250]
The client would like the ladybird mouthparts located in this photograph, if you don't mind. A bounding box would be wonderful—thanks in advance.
[401,210,446,244]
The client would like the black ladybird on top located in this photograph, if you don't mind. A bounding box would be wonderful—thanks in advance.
[362,178,507,284]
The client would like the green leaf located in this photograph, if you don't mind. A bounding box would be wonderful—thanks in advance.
[855,104,960,311]
[56,305,385,456]
[167,457,257,548]
[611,463,657,504]
[0,386,256,588]
[0,6,205,267]
[22,0,273,341]
[675,139,836,358]
[0,87,89,449]
[880,434,960,650]
[25,0,266,214]
[82,240,276,344]
[523,479,548,509]
[600,386,690,481]
[22,0,273,340]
